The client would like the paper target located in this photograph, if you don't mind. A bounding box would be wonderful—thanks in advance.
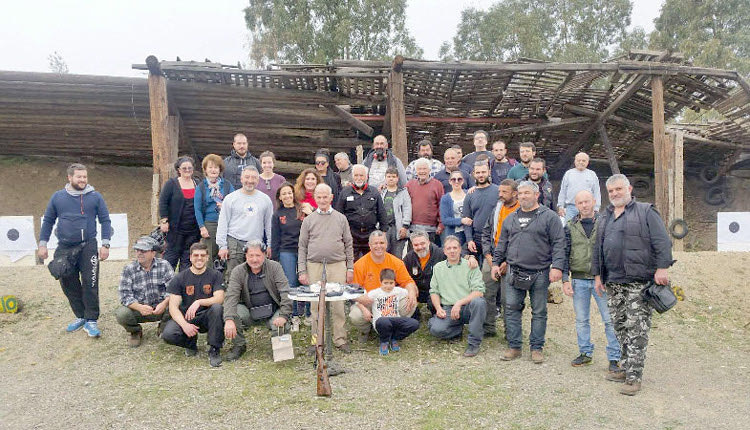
[43,213,129,250]
[717,212,750,251]
[1,295,19,313]
[0,216,37,262]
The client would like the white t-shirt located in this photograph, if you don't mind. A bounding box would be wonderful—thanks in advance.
[368,159,389,188]
[368,286,408,330]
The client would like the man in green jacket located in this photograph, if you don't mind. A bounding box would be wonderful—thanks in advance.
[223,240,292,361]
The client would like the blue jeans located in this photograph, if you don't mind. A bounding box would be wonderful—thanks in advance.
[572,278,620,361]
[279,251,307,317]
[428,298,487,347]
[505,268,549,350]
[564,203,579,222]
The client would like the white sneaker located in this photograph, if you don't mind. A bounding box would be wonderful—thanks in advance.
[291,316,300,332]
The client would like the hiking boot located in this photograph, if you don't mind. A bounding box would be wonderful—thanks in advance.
[620,381,641,396]
[531,349,544,364]
[501,348,521,361]
[225,344,246,361]
[336,343,352,354]
[390,340,400,352]
[66,318,86,332]
[83,320,101,338]
[605,370,626,382]
[128,331,143,348]
[608,360,622,374]
[208,346,222,367]
[184,347,198,357]
[463,344,480,357]
[571,353,592,367]
[379,342,389,356]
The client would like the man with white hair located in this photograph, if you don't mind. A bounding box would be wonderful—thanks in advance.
[592,174,673,396]
[406,158,445,242]
[298,183,355,352]
[405,139,444,180]
[492,180,565,364]
[334,152,353,186]
[557,152,601,221]
[335,164,388,259]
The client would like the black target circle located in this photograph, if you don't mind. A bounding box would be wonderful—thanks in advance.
[6,228,19,241]
[728,222,740,234]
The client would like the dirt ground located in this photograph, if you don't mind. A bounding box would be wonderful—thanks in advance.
[1,251,749,430]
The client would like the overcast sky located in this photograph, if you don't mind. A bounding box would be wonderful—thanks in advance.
[0,0,663,78]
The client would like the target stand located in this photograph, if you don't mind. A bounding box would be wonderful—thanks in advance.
[717,212,750,252]
[0,216,38,266]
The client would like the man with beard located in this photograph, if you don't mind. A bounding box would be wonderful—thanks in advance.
[406,158,445,243]
[161,242,225,367]
[363,135,407,189]
[592,174,673,396]
[489,140,517,185]
[335,164,388,259]
[462,161,499,260]
[223,133,261,190]
[406,139,444,180]
[402,231,446,317]
[507,142,547,181]
[480,179,520,338]
[334,152,353,187]
[492,181,565,364]
[38,163,112,338]
[462,130,493,169]
[216,166,274,283]
[522,158,555,210]
[434,148,472,194]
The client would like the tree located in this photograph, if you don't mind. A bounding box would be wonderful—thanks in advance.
[48,51,69,74]
[245,0,423,67]
[650,0,750,75]
[440,0,632,63]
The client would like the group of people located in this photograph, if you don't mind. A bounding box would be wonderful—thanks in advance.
[39,131,673,396]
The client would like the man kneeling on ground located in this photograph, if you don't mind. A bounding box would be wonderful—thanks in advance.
[223,240,292,361]
[428,235,486,357]
[115,236,174,347]
[161,242,225,367]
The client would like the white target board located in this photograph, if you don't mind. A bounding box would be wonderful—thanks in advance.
[0,216,38,264]
[42,213,130,260]
[717,212,750,252]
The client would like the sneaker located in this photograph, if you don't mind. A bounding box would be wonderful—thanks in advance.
[225,344,246,361]
[184,347,198,357]
[531,349,544,364]
[390,340,400,352]
[608,360,622,373]
[379,342,389,356]
[501,348,521,361]
[463,344,480,357]
[605,370,626,383]
[208,346,222,367]
[620,381,642,396]
[336,343,352,354]
[128,331,143,348]
[83,320,101,338]
[291,316,300,333]
[571,353,593,367]
[66,318,86,332]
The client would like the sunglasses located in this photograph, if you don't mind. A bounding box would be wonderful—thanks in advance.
[449,177,464,182]
[315,161,328,165]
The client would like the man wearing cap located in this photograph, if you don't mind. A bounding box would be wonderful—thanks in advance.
[115,236,175,347]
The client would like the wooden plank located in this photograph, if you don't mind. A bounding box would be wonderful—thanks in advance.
[352,115,543,124]
[389,56,408,165]
[147,61,178,225]
[599,125,621,175]
[671,131,684,251]
[652,76,669,225]
[324,105,374,137]
[494,117,591,135]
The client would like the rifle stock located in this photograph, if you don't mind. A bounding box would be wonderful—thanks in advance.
[316,260,332,396]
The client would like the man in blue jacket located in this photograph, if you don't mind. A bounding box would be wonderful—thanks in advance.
[38,163,112,337]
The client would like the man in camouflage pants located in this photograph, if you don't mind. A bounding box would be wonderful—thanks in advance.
[592,174,673,396]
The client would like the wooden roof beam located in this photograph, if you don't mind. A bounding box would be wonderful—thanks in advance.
[352,115,544,124]
[492,117,591,135]
[324,105,374,137]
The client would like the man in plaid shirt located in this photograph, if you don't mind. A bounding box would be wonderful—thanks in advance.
[115,236,175,347]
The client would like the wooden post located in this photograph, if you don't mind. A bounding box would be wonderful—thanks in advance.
[147,55,179,225]
[388,55,408,165]
[669,131,684,251]
[356,145,364,164]
[598,125,620,175]
[651,76,669,225]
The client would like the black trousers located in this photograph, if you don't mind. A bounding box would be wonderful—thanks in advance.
[161,304,225,350]
[375,317,420,343]
[352,236,370,260]
[164,230,201,272]
[56,240,100,320]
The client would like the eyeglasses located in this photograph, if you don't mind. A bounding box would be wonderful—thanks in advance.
[315,161,327,165]
[180,166,193,171]
[449,177,464,182]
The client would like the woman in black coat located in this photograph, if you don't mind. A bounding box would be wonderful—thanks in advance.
[158,156,200,271]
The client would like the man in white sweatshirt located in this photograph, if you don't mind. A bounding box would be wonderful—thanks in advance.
[557,152,601,221]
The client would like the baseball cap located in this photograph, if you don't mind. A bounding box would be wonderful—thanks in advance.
[133,236,159,251]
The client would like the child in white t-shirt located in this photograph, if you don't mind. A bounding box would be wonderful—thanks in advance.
[368,269,420,355]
